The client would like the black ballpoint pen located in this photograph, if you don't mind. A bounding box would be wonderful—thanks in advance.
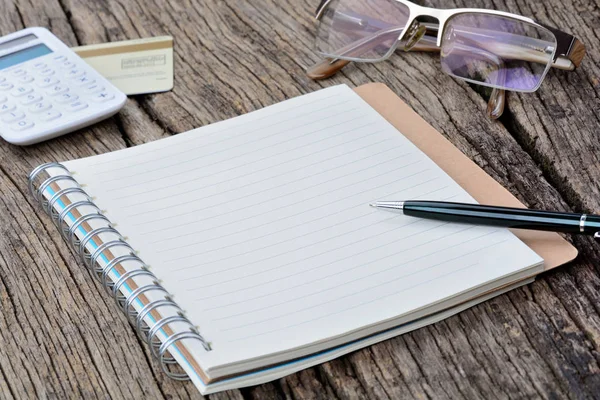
[370,200,600,240]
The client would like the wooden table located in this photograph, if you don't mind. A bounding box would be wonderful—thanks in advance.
[1,0,599,398]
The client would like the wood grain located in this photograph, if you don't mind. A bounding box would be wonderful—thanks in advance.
[1,0,600,398]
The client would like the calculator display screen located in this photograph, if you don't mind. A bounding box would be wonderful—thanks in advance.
[0,43,53,71]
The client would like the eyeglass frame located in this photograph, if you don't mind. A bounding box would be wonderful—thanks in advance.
[311,0,585,118]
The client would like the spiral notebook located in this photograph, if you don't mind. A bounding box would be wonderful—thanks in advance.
[29,83,577,394]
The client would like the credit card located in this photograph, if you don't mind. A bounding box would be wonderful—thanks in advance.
[71,36,173,95]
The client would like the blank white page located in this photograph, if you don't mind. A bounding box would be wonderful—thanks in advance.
[62,85,543,370]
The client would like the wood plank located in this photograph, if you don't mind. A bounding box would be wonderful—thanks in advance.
[1,0,600,398]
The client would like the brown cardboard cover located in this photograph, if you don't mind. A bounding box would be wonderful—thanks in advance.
[355,83,578,270]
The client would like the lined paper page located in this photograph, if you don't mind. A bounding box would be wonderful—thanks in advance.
[63,85,542,368]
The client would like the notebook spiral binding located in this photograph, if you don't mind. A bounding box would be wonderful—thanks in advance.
[28,162,211,381]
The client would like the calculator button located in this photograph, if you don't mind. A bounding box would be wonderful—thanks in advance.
[84,83,104,94]
[40,110,61,122]
[18,75,34,84]
[33,62,47,69]
[47,85,69,96]
[0,95,6,104]
[11,86,33,97]
[53,55,67,62]
[20,94,42,105]
[38,68,55,76]
[65,69,85,79]
[29,102,52,113]
[37,77,59,88]
[11,68,26,77]
[0,103,16,114]
[91,92,114,103]
[61,61,75,69]
[0,76,5,83]
[0,82,14,91]
[11,119,34,131]
[66,100,88,112]
[2,111,25,123]
[74,76,94,86]
[56,93,79,104]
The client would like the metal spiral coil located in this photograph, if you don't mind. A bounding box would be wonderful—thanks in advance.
[68,213,111,249]
[57,200,95,234]
[28,162,211,380]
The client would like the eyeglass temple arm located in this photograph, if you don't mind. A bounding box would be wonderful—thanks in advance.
[542,24,586,68]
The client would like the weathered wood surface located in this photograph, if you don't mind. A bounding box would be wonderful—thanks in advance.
[1,0,600,398]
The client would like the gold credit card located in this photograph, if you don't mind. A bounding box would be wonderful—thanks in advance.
[71,36,173,95]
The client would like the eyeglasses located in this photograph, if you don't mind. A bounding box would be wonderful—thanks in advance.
[309,0,586,118]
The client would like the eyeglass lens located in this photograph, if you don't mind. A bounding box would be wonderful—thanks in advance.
[315,0,410,62]
[440,13,557,91]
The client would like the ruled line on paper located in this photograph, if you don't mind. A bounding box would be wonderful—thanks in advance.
[132,161,430,230]
[194,224,452,310]
[158,166,432,266]
[151,183,450,246]
[194,191,458,308]
[182,202,468,291]
[170,212,407,274]
[226,238,508,341]
[97,102,363,184]
[137,161,435,236]
[180,216,433,283]
[99,106,365,186]
[123,134,401,214]
[127,147,414,223]
[101,108,374,195]
[158,207,378,255]
[227,263,483,342]
[84,91,345,169]
[212,227,488,323]
[154,183,452,254]
[112,127,392,202]
[167,194,456,281]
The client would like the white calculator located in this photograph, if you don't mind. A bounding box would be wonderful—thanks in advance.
[0,27,127,145]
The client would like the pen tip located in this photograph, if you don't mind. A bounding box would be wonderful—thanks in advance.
[369,201,405,211]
